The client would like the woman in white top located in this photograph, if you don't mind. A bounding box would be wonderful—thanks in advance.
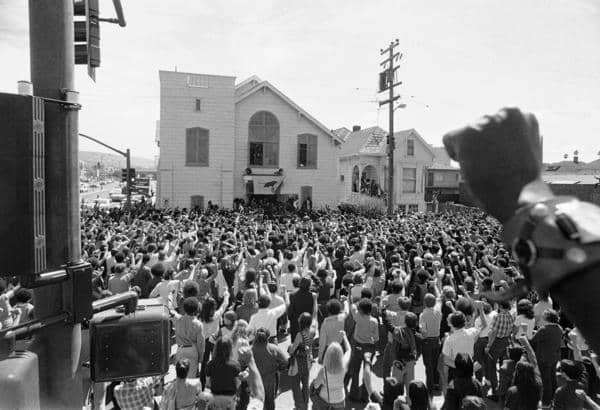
[198,290,230,389]
[311,330,351,409]
[513,298,536,340]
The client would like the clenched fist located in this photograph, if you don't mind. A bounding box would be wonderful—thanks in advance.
[443,108,543,223]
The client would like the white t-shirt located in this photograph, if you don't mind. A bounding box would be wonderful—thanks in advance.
[533,299,552,327]
[474,311,497,339]
[149,279,180,309]
[280,273,299,291]
[247,304,287,336]
[442,327,480,367]
[514,315,535,340]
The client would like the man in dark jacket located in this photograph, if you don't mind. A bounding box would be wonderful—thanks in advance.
[251,328,288,410]
[531,308,563,406]
[287,277,315,342]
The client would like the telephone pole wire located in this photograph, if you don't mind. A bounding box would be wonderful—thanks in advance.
[378,39,402,214]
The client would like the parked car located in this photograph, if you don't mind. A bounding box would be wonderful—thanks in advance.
[109,190,126,202]
[94,198,111,209]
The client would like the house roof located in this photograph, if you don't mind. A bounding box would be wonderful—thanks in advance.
[339,126,388,157]
[332,127,351,141]
[398,129,437,158]
[235,80,343,145]
[542,173,600,185]
[235,75,262,96]
[236,75,261,89]
[429,163,460,171]
[339,127,436,158]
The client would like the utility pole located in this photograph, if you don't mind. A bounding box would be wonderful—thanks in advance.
[126,148,132,208]
[379,39,402,214]
[28,1,82,408]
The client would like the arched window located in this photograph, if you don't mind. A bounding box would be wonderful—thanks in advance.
[351,165,360,192]
[248,111,279,167]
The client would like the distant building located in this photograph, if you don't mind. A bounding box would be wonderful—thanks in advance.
[156,71,342,209]
[424,164,461,203]
[338,126,445,212]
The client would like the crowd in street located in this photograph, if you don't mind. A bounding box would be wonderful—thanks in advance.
[9,200,596,409]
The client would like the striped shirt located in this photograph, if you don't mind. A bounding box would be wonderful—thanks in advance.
[490,310,514,338]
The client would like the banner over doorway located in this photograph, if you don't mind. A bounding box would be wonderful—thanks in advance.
[243,175,284,195]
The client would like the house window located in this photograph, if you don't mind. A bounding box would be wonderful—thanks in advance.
[407,139,415,156]
[185,127,209,166]
[195,98,201,112]
[297,134,318,168]
[248,111,279,166]
[408,204,419,212]
[351,166,360,192]
[455,173,459,181]
[398,204,407,213]
[402,167,417,193]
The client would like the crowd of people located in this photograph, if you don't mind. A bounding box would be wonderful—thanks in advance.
[3,198,598,409]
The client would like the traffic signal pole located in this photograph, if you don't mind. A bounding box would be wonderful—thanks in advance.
[28,1,82,408]
[126,148,132,208]
[78,133,132,208]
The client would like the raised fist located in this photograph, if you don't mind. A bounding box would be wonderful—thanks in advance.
[443,108,542,223]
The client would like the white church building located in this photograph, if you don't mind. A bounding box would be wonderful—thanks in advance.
[156,71,343,209]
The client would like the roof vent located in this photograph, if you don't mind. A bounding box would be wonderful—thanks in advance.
[352,125,361,132]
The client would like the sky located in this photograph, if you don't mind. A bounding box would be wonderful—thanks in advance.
[1,0,599,162]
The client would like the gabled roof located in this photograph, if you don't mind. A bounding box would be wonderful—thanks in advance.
[339,126,388,157]
[235,75,262,96]
[395,129,437,158]
[332,127,351,142]
[339,127,436,158]
[235,80,343,145]
[542,173,600,185]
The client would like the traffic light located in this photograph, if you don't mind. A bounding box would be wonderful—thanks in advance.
[74,0,100,80]
[121,168,135,182]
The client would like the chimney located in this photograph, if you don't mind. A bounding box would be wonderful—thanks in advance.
[352,125,361,132]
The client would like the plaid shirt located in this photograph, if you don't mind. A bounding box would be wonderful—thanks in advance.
[113,377,155,410]
[490,310,514,338]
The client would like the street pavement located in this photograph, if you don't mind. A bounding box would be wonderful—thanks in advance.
[80,182,120,202]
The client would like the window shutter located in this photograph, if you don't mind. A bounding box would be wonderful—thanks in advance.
[198,130,209,166]
[308,134,317,168]
[186,129,196,164]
